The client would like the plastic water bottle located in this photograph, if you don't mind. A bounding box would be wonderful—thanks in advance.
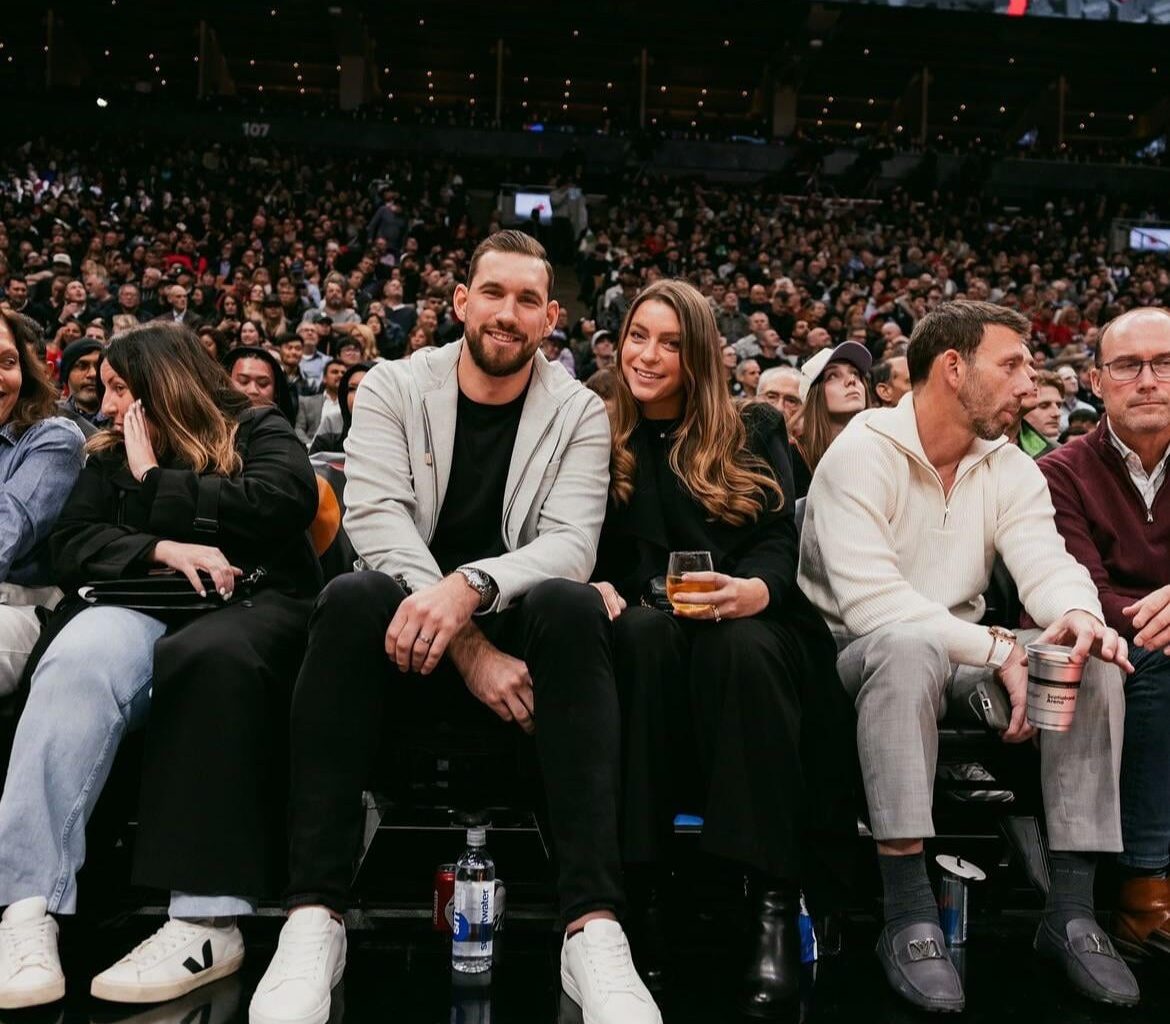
[452,826,495,973]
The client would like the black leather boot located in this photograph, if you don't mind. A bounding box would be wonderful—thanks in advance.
[625,867,668,993]
[739,883,801,1018]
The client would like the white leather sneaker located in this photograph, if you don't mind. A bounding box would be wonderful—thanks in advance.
[90,918,244,1003]
[560,919,663,1024]
[0,897,65,1009]
[249,908,346,1024]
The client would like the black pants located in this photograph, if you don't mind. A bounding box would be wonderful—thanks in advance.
[132,590,310,897]
[614,604,855,886]
[284,572,625,924]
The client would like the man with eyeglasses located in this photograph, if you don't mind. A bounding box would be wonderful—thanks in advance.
[1041,307,1170,963]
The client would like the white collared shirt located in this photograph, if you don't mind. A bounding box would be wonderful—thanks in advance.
[1108,424,1170,512]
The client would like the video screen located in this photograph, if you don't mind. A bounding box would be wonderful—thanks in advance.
[831,0,1170,21]
[513,192,554,224]
[1129,227,1170,251]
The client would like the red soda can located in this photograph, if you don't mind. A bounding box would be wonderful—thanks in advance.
[433,863,456,933]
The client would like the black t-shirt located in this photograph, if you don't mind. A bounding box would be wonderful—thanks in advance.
[428,387,527,574]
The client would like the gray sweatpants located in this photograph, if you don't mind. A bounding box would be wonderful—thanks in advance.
[836,624,1124,852]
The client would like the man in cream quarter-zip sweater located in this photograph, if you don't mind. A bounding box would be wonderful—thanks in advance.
[800,301,1139,1013]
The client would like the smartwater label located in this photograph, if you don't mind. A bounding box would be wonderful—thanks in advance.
[452,881,494,956]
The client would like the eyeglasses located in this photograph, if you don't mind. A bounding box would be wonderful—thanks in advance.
[1101,356,1170,382]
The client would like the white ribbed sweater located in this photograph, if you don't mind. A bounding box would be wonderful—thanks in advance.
[797,395,1102,666]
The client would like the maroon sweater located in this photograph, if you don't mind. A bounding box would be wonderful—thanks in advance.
[1040,420,1170,640]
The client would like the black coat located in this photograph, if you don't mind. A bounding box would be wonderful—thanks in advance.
[50,406,320,600]
[595,404,811,624]
[25,406,322,897]
[595,404,860,897]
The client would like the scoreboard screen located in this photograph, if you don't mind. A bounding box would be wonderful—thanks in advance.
[832,0,1170,22]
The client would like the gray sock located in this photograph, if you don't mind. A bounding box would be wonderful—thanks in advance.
[878,853,939,934]
[1043,851,1096,930]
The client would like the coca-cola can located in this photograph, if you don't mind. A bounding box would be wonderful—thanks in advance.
[433,863,456,933]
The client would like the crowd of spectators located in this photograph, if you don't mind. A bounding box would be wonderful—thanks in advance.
[5,121,1170,1022]
[1,134,1165,487]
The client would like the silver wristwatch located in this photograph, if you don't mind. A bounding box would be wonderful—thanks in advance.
[455,566,498,612]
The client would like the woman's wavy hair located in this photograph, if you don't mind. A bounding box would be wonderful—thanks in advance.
[90,322,249,476]
[609,279,783,526]
[0,310,59,437]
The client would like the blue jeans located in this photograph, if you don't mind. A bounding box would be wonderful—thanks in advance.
[1120,646,1170,870]
[0,606,253,917]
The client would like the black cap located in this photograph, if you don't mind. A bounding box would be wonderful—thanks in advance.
[58,339,104,384]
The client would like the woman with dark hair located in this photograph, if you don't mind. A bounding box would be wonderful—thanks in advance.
[309,362,371,455]
[592,280,856,1017]
[222,345,297,425]
[0,322,319,1009]
[197,326,230,363]
[238,318,266,348]
[790,342,872,499]
[0,311,85,696]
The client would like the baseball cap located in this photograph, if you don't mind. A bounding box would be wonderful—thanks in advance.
[799,341,872,403]
[51,253,72,270]
[592,329,614,349]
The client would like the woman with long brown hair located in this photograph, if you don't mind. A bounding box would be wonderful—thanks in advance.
[789,342,872,499]
[0,310,85,697]
[0,323,320,1010]
[593,280,855,1017]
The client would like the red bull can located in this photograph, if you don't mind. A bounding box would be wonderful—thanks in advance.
[935,855,986,946]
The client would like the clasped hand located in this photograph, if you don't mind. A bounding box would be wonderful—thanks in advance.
[383,575,535,734]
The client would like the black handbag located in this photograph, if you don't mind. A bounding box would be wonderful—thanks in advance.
[640,575,673,613]
[77,567,267,613]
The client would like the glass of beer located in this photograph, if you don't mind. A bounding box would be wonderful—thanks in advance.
[667,551,716,617]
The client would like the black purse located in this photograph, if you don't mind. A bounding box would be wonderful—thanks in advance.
[640,575,673,613]
[78,567,268,613]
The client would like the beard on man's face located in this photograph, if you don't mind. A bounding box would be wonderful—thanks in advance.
[465,318,541,379]
[958,367,1017,441]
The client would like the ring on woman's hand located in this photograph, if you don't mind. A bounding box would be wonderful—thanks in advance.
[713,607,722,623]
[418,634,434,645]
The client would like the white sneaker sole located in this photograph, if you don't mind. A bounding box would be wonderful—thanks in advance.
[248,959,346,1024]
[561,962,663,1024]
[0,975,65,1009]
[91,949,244,1004]
[560,966,590,1023]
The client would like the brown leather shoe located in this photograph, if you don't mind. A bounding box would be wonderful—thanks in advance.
[1112,876,1170,961]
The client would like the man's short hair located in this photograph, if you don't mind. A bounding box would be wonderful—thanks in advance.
[907,300,1031,385]
[871,359,897,392]
[276,331,302,347]
[1033,369,1062,393]
[758,366,800,393]
[1068,407,1099,426]
[466,230,555,297]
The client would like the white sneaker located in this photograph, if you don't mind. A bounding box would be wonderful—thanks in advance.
[90,918,244,1003]
[560,919,662,1024]
[249,909,346,1024]
[0,897,64,1009]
